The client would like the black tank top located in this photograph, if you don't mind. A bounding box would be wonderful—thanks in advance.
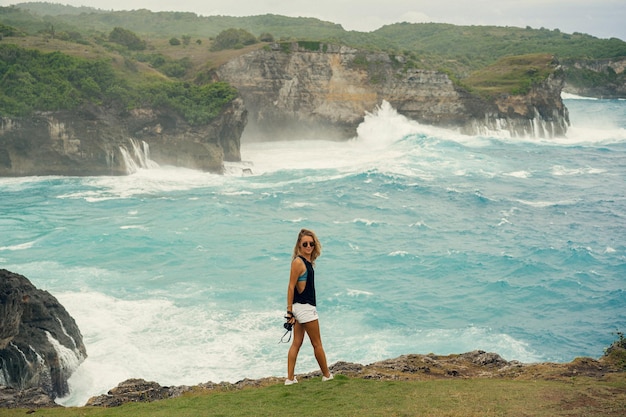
[293,256,316,306]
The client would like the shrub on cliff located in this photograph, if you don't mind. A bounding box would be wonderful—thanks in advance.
[0,44,116,115]
[135,53,193,78]
[210,28,257,51]
[137,81,238,125]
[0,22,23,37]
[0,44,237,124]
[108,27,146,51]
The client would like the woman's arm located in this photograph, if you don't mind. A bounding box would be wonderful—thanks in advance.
[286,258,305,321]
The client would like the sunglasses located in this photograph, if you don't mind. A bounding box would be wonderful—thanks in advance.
[301,241,315,248]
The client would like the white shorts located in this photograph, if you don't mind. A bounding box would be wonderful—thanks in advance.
[292,303,318,324]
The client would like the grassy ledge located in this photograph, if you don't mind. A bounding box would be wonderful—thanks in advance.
[1,375,624,417]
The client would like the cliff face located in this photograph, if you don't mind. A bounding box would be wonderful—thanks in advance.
[0,269,86,399]
[0,98,246,176]
[216,43,569,140]
[562,57,626,98]
[479,72,570,137]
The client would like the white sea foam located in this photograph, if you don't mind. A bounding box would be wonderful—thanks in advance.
[551,165,606,176]
[0,241,36,251]
[324,326,542,369]
[55,291,286,406]
[242,99,614,185]
[119,225,148,230]
[58,166,228,201]
[353,218,378,226]
[45,331,83,372]
[356,100,425,147]
[515,199,576,208]
[504,171,531,179]
[561,92,598,100]
[497,218,511,226]
[346,288,374,297]
[285,201,315,209]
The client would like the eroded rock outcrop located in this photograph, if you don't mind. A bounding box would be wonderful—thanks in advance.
[216,42,569,140]
[0,97,246,176]
[0,270,86,401]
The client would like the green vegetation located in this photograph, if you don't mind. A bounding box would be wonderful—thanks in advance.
[0,44,117,115]
[109,27,146,50]
[1,2,625,119]
[137,81,238,125]
[0,43,237,123]
[297,40,325,52]
[0,375,624,417]
[463,53,558,97]
[2,3,623,96]
[210,28,257,51]
[0,22,23,37]
[135,52,193,78]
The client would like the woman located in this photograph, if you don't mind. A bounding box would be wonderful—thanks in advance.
[284,228,333,385]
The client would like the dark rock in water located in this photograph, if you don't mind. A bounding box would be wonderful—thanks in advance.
[0,269,86,401]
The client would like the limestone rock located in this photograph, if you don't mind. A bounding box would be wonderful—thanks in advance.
[216,42,569,140]
[0,97,247,176]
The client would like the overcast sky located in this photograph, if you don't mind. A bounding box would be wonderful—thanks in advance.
[4,0,625,41]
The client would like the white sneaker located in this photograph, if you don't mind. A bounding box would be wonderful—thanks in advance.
[284,377,298,385]
[322,373,334,382]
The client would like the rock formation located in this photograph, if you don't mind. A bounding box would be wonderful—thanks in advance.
[216,42,569,141]
[562,57,626,98]
[0,269,86,400]
[0,97,247,176]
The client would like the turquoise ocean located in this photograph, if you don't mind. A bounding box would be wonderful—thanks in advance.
[1,96,625,406]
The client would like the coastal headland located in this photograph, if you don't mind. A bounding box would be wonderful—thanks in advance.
[2,5,625,176]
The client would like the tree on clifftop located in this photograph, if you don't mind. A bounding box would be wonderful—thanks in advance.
[109,27,146,50]
[210,28,257,51]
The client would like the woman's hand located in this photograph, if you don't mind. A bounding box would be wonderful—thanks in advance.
[286,310,295,324]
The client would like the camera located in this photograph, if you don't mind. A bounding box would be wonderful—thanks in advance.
[283,321,293,331]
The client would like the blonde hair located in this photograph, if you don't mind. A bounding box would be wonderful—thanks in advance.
[292,228,322,264]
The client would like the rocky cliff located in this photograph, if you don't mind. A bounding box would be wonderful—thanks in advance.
[0,98,246,176]
[0,269,86,399]
[562,57,626,98]
[216,42,569,141]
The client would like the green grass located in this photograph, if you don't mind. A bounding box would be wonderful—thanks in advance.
[463,53,557,97]
[4,375,625,417]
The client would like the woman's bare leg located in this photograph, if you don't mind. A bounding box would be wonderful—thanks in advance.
[287,321,305,380]
[303,319,331,378]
